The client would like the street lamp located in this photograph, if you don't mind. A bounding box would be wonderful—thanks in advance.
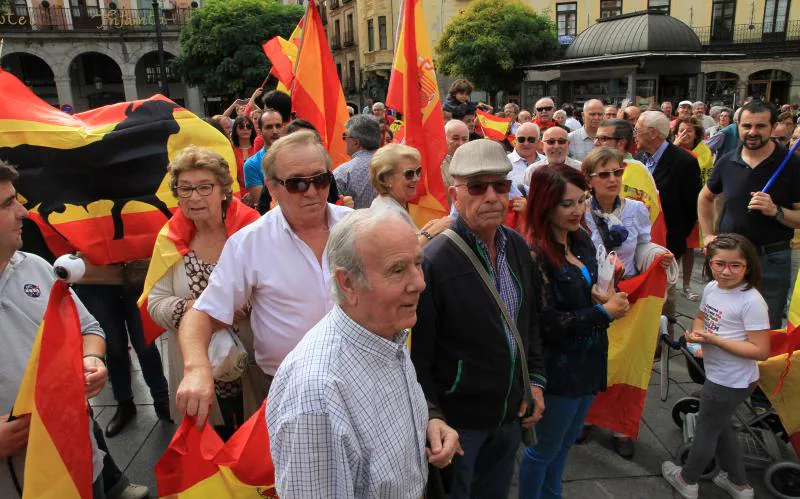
[152,0,170,97]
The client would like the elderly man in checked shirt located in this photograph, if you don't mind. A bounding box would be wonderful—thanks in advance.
[267,208,462,498]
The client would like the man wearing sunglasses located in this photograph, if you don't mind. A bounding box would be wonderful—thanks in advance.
[523,126,581,186]
[507,122,543,188]
[334,115,381,209]
[413,139,546,499]
[532,97,556,132]
[176,131,353,430]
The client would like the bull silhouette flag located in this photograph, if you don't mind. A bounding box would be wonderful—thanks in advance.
[0,70,239,264]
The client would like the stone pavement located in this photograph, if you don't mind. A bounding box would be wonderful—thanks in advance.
[91,252,795,498]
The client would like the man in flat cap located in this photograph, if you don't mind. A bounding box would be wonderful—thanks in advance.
[412,139,547,498]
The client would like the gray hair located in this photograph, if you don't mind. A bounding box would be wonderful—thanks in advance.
[504,103,520,114]
[709,105,722,119]
[346,114,381,151]
[639,111,670,138]
[445,119,469,135]
[692,101,705,109]
[372,102,386,111]
[327,208,412,304]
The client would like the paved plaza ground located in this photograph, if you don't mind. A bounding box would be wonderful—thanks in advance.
[91,253,797,498]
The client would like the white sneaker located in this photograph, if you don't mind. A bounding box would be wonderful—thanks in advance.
[713,471,755,499]
[116,483,150,499]
[662,461,699,499]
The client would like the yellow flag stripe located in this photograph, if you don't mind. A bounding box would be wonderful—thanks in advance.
[22,406,82,499]
[606,296,665,388]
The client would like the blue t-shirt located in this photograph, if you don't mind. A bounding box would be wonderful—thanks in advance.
[244,147,267,188]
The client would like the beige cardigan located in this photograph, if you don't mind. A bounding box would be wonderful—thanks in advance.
[147,259,267,426]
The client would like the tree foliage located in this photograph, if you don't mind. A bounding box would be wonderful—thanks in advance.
[435,0,558,95]
[173,0,303,96]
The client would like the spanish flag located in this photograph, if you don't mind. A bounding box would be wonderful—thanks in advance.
[475,109,511,142]
[12,280,93,498]
[0,70,238,265]
[385,0,449,227]
[138,197,259,344]
[759,271,800,455]
[155,402,276,498]
[262,19,303,94]
[621,159,667,247]
[585,255,668,438]
[291,0,350,167]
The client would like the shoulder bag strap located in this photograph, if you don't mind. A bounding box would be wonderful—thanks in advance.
[441,229,533,406]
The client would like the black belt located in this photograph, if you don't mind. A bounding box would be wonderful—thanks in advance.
[755,240,790,255]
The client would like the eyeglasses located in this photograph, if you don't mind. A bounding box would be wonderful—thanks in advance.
[590,167,625,180]
[559,194,590,208]
[402,167,423,180]
[709,260,747,273]
[454,179,512,196]
[536,106,553,113]
[342,133,355,141]
[632,127,650,136]
[594,135,620,143]
[543,138,568,145]
[237,122,253,130]
[516,136,537,144]
[176,183,216,198]
[273,171,333,194]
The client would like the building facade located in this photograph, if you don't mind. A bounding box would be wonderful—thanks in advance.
[326,0,362,108]
[0,0,204,114]
[522,0,800,108]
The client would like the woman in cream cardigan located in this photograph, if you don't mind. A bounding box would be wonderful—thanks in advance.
[145,145,262,440]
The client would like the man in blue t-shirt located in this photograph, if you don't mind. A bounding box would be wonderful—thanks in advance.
[244,109,286,207]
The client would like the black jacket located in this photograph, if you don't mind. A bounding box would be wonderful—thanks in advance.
[635,142,702,258]
[411,217,546,430]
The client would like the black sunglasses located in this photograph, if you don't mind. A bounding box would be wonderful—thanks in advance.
[237,122,253,130]
[455,179,512,196]
[402,167,423,180]
[590,167,625,180]
[543,138,568,145]
[273,171,332,194]
[516,136,536,143]
[536,106,553,112]
[594,135,620,143]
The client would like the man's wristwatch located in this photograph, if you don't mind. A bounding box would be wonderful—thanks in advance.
[774,205,785,223]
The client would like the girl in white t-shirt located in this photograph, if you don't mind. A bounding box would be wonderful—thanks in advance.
[662,234,771,499]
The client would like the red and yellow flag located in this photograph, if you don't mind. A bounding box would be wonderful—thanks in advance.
[262,19,303,94]
[621,159,667,247]
[0,70,238,265]
[13,280,93,498]
[291,0,349,167]
[138,197,259,344]
[759,271,800,455]
[585,256,668,438]
[475,109,511,142]
[385,0,449,227]
[156,402,276,498]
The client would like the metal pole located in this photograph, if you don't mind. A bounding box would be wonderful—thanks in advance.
[152,0,170,97]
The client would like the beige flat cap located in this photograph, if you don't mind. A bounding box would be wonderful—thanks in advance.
[449,139,512,177]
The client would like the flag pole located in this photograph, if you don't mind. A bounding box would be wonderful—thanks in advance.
[290,7,310,98]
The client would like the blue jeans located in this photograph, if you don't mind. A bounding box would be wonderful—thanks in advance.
[759,249,791,329]
[519,394,594,499]
[449,420,521,499]
[75,285,168,403]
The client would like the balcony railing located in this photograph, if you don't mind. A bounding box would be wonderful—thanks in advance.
[329,0,339,9]
[0,6,193,32]
[330,36,341,50]
[342,0,352,4]
[343,79,356,93]
[692,20,800,53]
[343,30,353,46]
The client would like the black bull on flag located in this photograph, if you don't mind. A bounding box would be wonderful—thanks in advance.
[0,71,239,264]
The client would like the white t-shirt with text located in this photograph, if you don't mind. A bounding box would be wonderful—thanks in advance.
[699,281,770,388]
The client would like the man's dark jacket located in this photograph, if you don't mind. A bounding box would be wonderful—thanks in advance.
[636,142,702,258]
[411,217,546,430]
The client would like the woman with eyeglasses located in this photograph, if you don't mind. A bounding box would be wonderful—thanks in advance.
[368,143,452,245]
[672,117,713,302]
[143,145,264,441]
[519,164,629,499]
[231,115,257,198]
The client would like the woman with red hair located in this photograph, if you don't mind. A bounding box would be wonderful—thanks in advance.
[518,164,630,499]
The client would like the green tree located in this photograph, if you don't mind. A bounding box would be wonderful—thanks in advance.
[173,0,303,96]
[435,0,558,99]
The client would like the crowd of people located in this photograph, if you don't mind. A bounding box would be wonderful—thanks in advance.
[1,76,799,499]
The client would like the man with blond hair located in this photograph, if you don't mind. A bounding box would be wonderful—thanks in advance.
[176,131,353,427]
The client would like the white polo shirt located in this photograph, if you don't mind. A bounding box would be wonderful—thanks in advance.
[194,203,353,375]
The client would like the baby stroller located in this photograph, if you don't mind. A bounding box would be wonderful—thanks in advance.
[658,314,800,499]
